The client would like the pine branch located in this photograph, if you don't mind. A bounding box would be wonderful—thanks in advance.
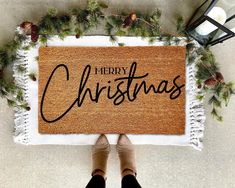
[176,16,185,35]
[163,35,173,46]
[7,99,17,107]
[0,49,10,68]
[39,35,48,45]
[209,95,221,107]
[38,9,72,36]
[211,107,223,122]
[196,48,218,80]
[16,89,24,102]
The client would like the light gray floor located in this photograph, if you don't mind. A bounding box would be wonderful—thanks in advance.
[0,0,235,187]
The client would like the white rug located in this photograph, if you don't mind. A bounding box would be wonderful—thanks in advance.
[13,35,205,150]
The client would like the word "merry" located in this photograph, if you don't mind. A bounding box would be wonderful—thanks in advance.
[94,66,128,75]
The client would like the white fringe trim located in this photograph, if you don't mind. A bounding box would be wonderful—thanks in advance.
[187,47,206,150]
[12,35,31,145]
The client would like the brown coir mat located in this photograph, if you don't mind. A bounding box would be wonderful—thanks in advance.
[38,46,186,134]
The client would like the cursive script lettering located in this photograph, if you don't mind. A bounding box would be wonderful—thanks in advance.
[40,62,185,123]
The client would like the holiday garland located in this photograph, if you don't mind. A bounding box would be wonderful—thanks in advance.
[0,0,234,121]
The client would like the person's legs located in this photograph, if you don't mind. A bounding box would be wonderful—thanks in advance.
[117,134,142,188]
[85,134,110,188]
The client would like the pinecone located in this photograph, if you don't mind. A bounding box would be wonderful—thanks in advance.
[197,84,202,89]
[31,25,39,43]
[29,74,37,81]
[123,12,137,28]
[75,34,80,39]
[215,72,224,83]
[130,13,137,21]
[25,106,31,111]
[204,77,217,87]
[20,21,33,32]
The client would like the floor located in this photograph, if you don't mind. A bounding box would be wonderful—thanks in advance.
[0,0,235,187]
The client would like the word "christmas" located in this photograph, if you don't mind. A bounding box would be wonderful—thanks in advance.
[40,62,185,123]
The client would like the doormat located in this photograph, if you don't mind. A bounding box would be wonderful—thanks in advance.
[38,46,186,134]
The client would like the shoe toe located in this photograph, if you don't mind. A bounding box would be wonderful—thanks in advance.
[96,134,109,145]
[118,134,132,145]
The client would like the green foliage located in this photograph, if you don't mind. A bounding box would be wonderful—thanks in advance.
[16,89,24,102]
[176,16,185,35]
[39,35,48,45]
[98,1,108,9]
[128,10,161,37]
[0,78,7,97]
[0,0,234,122]
[196,95,204,101]
[38,10,72,37]
[19,102,30,111]
[105,21,114,35]
[0,49,10,67]
[163,35,173,45]
[48,8,57,17]
[194,48,235,121]
[7,99,17,107]
[4,82,17,95]
[209,95,221,107]
[74,0,106,35]
[221,82,234,106]
[87,0,100,12]
[186,42,197,64]
[0,23,30,110]
[118,43,125,46]
[196,48,218,80]
[104,9,162,42]
[211,107,223,122]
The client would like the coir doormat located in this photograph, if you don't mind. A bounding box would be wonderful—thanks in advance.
[38,46,186,134]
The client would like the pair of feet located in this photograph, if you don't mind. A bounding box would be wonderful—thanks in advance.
[92,134,136,179]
